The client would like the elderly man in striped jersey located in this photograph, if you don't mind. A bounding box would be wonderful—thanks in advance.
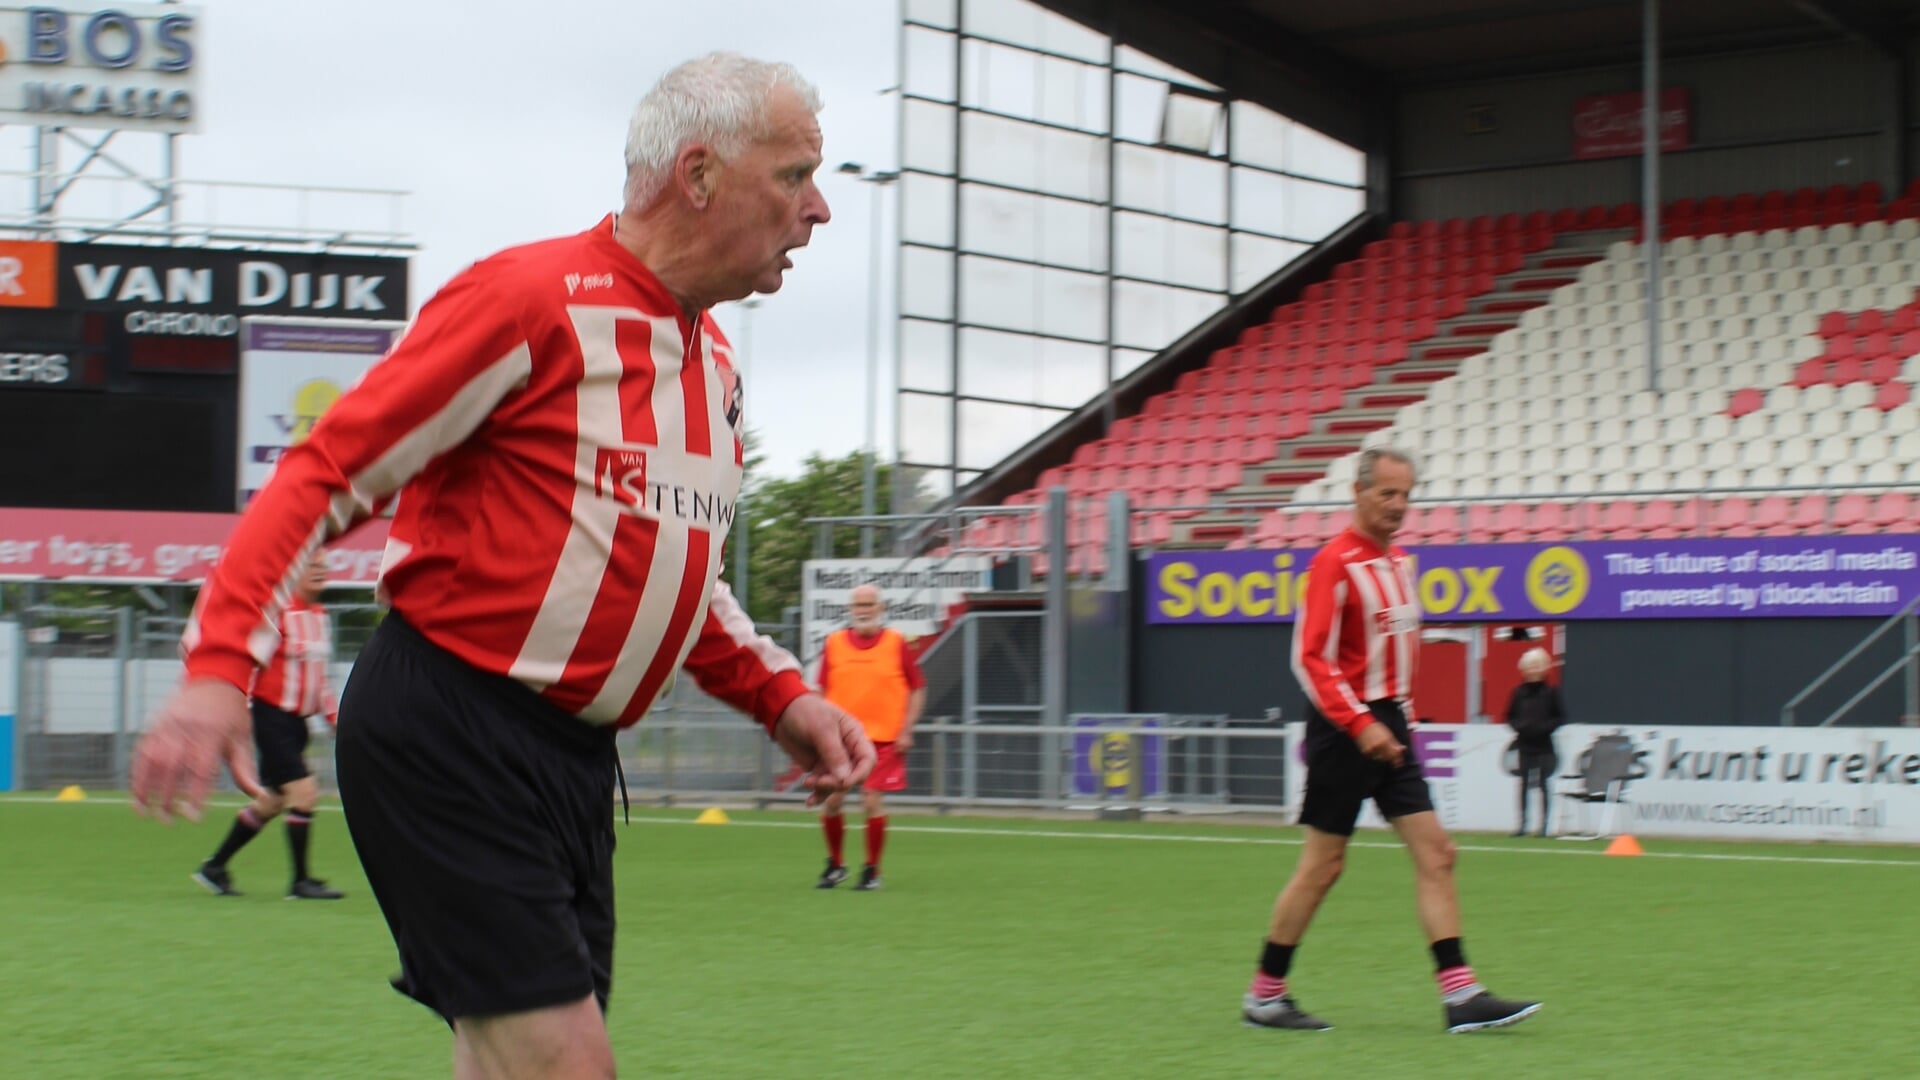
[192,552,343,901]
[1241,446,1541,1035]
[133,51,875,1079]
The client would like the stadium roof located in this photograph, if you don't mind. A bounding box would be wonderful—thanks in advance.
[1230,0,1917,84]
[1034,0,1917,146]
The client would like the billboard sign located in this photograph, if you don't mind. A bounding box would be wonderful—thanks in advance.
[56,243,409,332]
[0,4,202,133]
[800,556,993,663]
[1572,87,1690,160]
[237,317,402,507]
[1146,536,1920,625]
[0,505,389,585]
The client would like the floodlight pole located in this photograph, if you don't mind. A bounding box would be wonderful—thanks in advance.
[839,163,899,556]
[1643,0,1663,395]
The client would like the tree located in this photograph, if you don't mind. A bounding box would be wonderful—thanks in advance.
[723,448,907,631]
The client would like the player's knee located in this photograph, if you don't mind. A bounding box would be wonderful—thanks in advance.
[1306,854,1344,891]
[1425,839,1458,876]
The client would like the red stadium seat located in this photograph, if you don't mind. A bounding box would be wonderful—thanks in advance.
[1726,387,1766,417]
[1640,500,1684,539]
[1752,495,1793,536]
[1866,492,1913,533]
[1713,497,1755,538]
[1830,493,1874,534]
[1420,504,1461,544]
[1531,502,1571,541]
[1597,500,1641,539]
[1494,503,1531,543]
[1280,510,1323,545]
[1786,495,1829,534]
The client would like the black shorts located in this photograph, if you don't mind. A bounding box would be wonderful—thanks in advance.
[1297,700,1435,836]
[251,702,312,789]
[335,614,617,1025]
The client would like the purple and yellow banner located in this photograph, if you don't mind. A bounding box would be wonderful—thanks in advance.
[1146,536,1920,624]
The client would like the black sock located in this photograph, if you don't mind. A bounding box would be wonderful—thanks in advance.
[1431,937,1467,972]
[208,807,266,866]
[1259,941,1296,979]
[286,809,314,882]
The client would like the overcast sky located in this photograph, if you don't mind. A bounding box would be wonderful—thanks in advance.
[8,0,906,477]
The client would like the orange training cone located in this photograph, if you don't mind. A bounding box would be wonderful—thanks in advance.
[1604,834,1643,856]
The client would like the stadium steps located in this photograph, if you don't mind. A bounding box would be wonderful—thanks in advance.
[1163,232,1614,546]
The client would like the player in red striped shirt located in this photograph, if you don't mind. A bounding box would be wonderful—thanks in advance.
[192,553,343,900]
[132,52,875,1077]
[1241,447,1540,1035]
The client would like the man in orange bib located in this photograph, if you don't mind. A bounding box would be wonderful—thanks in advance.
[814,584,925,891]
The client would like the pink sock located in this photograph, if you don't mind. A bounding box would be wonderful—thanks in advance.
[1249,972,1288,999]
[1437,965,1480,1000]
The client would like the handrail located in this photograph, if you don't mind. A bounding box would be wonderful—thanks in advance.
[1781,590,1920,726]
[0,170,411,199]
[1811,641,1920,728]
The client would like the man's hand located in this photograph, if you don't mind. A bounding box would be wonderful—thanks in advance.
[773,694,877,806]
[1354,721,1406,768]
[895,730,914,753]
[130,678,260,823]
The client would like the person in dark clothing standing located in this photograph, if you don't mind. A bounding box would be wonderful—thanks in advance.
[1505,647,1566,837]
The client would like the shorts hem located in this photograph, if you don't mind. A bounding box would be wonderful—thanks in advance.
[399,975,603,1026]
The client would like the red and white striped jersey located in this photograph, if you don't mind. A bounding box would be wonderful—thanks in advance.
[184,215,808,730]
[252,598,336,722]
[1289,527,1421,736]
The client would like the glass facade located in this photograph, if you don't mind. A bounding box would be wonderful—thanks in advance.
[895,0,1366,508]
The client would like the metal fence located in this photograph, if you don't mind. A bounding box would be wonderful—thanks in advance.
[610,717,1289,816]
[7,598,1300,817]
[15,605,132,790]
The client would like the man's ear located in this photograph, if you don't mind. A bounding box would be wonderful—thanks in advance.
[677,144,717,208]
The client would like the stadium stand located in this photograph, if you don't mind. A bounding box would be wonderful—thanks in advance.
[959,180,1920,569]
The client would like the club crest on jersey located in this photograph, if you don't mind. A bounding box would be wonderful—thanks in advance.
[593,447,649,509]
[719,364,744,433]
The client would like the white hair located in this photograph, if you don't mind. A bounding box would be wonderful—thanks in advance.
[1519,647,1552,673]
[623,52,824,210]
[1356,445,1418,489]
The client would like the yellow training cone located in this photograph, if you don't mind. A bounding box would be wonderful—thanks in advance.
[56,785,86,802]
[695,808,730,825]
[1605,834,1643,856]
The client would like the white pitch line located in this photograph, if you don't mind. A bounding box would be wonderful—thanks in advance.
[12,795,1916,869]
[610,813,1920,868]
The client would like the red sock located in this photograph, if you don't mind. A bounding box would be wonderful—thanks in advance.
[865,816,888,869]
[823,814,845,866]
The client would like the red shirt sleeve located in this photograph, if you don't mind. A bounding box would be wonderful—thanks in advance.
[899,635,925,690]
[1290,549,1371,737]
[182,266,534,693]
[680,580,810,735]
